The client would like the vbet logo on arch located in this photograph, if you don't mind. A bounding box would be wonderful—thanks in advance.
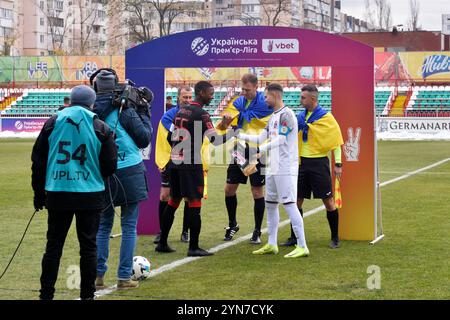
[262,39,299,53]
[190,36,299,56]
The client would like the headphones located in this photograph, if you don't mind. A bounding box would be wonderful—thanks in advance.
[89,68,119,92]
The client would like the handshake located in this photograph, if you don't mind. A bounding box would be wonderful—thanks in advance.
[216,113,235,130]
[230,136,260,177]
[216,112,260,176]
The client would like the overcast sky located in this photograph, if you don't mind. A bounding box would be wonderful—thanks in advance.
[341,0,450,31]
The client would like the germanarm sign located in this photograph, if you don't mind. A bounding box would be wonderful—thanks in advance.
[377,117,450,140]
[378,117,450,133]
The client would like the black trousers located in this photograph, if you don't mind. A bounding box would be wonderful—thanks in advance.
[40,209,100,300]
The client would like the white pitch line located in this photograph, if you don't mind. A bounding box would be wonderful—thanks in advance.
[95,157,450,299]
[380,171,450,175]
[380,158,450,187]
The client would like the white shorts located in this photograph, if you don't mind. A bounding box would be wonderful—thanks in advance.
[265,175,298,203]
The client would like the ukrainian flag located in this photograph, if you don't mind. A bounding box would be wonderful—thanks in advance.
[216,92,272,137]
[155,106,211,199]
[155,107,178,170]
[297,112,343,157]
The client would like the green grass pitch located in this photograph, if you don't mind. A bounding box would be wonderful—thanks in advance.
[0,139,449,300]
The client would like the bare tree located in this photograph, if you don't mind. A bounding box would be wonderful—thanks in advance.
[33,0,73,54]
[259,0,291,26]
[383,2,392,31]
[0,20,20,56]
[150,0,187,37]
[1,34,16,56]
[365,0,393,31]
[364,0,376,28]
[79,1,99,54]
[407,0,420,31]
[121,0,155,43]
[319,0,325,31]
[238,12,261,26]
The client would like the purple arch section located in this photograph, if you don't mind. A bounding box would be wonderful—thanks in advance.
[126,26,375,241]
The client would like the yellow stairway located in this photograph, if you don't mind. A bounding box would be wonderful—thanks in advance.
[0,96,18,110]
[389,95,406,116]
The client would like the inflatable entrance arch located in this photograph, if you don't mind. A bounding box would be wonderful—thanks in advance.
[126,26,376,241]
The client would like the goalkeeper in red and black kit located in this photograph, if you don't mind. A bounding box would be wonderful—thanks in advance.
[155,81,237,256]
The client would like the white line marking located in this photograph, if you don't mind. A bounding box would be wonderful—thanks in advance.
[95,157,450,299]
[380,158,450,187]
[380,171,450,175]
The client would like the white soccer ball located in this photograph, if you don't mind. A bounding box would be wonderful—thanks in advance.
[132,256,151,281]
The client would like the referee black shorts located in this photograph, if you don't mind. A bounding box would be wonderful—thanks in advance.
[226,162,265,187]
[297,157,333,200]
[169,167,204,200]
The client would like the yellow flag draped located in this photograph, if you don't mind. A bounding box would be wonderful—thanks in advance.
[216,95,270,136]
[298,113,343,157]
[155,121,172,170]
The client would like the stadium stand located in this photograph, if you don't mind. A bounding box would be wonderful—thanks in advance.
[165,87,228,116]
[405,85,450,117]
[1,88,71,116]
[374,87,393,116]
[3,85,449,118]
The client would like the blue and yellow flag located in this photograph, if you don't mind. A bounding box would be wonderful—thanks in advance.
[217,92,272,136]
[155,106,211,172]
[155,107,178,170]
[297,109,343,157]
[155,122,172,170]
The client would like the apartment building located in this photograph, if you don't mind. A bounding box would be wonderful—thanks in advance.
[107,0,212,54]
[0,0,18,55]
[3,0,376,56]
[9,0,107,56]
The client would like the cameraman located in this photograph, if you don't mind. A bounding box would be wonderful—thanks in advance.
[32,85,117,300]
[92,70,152,290]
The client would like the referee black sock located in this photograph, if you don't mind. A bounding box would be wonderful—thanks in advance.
[289,208,303,240]
[159,203,178,246]
[225,195,237,228]
[327,209,339,241]
[158,200,168,232]
[254,197,265,231]
[187,205,202,251]
[182,201,189,233]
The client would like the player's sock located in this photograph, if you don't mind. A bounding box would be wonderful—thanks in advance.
[289,223,295,240]
[289,208,302,239]
[253,197,265,231]
[225,195,237,227]
[265,202,280,246]
[327,209,339,240]
[159,200,179,245]
[182,201,189,233]
[158,200,168,232]
[284,203,307,248]
[290,208,303,239]
[187,201,202,250]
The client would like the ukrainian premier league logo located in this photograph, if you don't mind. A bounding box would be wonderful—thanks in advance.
[15,121,24,130]
[191,37,209,56]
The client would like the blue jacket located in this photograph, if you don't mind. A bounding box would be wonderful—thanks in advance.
[94,93,152,205]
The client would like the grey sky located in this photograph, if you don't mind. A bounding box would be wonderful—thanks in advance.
[341,0,450,31]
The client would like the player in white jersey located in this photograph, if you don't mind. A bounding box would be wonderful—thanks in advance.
[237,83,309,258]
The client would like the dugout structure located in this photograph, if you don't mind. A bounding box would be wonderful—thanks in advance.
[126,26,380,242]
